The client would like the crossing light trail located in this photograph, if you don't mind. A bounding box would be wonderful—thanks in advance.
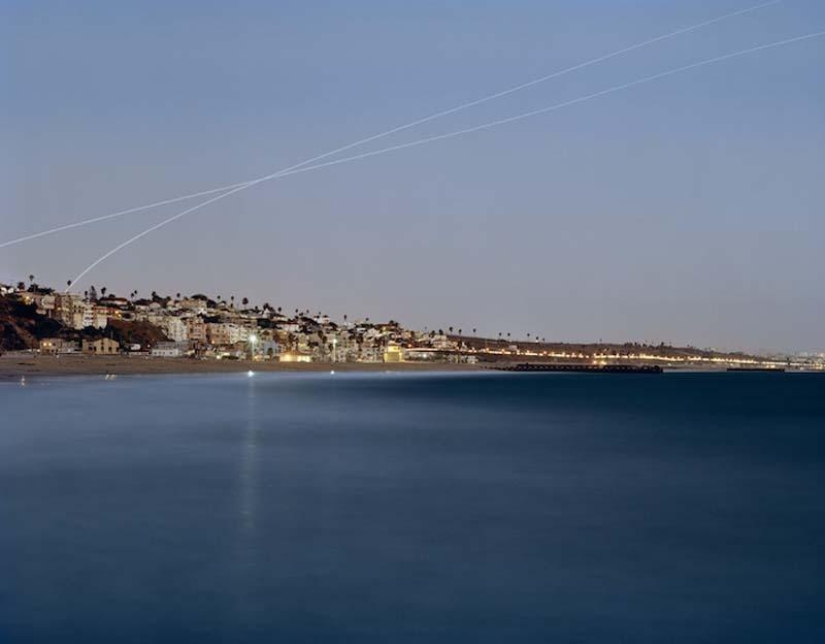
[0,185,245,249]
[0,0,781,250]
[66,28,825,290]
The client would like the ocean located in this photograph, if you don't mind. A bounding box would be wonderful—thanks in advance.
[1,371,823,642]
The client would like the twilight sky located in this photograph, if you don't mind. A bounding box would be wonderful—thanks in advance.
[2,0,823,352]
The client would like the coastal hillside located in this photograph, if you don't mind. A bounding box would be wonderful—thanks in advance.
[0,298,62,351]
[0,295,167,352]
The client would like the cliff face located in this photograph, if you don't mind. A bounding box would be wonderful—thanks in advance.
[0,297,168,352]
[105,319,168,348]
[0,299,62,351]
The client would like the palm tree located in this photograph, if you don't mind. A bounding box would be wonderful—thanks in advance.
[242,297,249,307]
[28,274,35,287]
[472,328,477,336]
[101,287,108,297]
[67,279,72,289]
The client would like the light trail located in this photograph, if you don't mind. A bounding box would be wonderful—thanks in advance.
[0,0,780,250]
[0,184,244,249]
[66,28,825,290]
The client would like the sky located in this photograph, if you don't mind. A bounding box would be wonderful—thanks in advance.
[2,0,823,352]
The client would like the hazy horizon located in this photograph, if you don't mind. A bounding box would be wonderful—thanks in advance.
[3,1,823,353]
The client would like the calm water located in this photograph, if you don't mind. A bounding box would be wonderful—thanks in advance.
[1,372,823,642]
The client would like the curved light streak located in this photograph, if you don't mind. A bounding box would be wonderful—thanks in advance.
[0,0,781,250]
[67,28,825,290]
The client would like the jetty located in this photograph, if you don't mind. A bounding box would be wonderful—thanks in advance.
[494,363,663,374]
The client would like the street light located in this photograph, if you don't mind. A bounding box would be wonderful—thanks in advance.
[249,333,258,360]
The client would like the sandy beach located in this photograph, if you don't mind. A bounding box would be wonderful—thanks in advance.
[0,354,482,378]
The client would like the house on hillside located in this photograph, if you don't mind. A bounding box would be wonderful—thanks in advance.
[185,317,207,344]
[39,338,79,355]
[82,338,120,355]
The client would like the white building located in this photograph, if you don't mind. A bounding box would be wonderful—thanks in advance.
[162,317,188,342]
[227,324,249,345]
[151,341,189,358]
[37,294,56,316]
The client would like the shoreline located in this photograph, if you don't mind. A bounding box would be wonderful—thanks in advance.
[3,355,816,379]
[0,354,482,378]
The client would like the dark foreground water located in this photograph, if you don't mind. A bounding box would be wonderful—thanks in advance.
[1,372,823,643]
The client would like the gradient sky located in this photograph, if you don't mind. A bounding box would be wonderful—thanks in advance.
[3,1,823,352]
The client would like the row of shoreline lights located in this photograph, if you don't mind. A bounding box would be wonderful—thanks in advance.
[246,334,338,362]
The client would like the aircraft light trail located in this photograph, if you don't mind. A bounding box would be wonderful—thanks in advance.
[0,0,780,250]
[65,29,825,289]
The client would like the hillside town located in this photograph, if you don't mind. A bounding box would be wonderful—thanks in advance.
[0,280,461,364]
[1,279,822,370]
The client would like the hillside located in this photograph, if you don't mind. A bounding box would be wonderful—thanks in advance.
[0,298,63,351]
[0,297,167,352]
